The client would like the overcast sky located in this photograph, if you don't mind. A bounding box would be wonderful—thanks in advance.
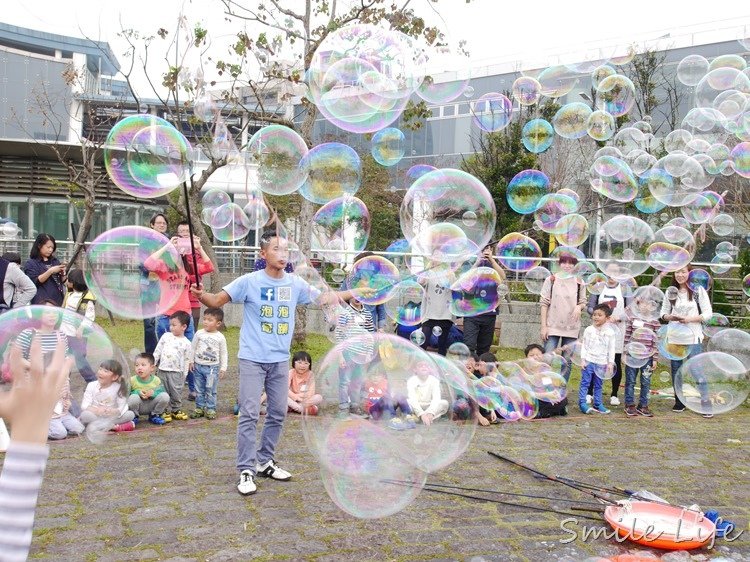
[4,0,750,96]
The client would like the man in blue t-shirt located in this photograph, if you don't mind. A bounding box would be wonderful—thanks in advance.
[191,231,360,496]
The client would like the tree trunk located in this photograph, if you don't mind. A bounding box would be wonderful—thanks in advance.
[69,193,95,270]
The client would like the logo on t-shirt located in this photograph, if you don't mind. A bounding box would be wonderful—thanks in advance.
[278,286,292,302]
[260,287,276,301]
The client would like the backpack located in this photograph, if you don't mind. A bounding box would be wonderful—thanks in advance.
[63,291,97,316]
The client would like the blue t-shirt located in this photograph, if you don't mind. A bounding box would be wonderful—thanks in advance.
[224,270,320,363]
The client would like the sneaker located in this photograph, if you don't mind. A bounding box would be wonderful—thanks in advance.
[404,414,418,425]
[237,470,257,496]
[256,460,292,481]
[581,406,595,414]
[132,415,140,425]
[305,405,319,416]
[205,409,217,420]
[161,411,173,423]
[112,421,135,432]
[187,392,197,402]
[403,417,417,429]
[610,396,620,406]
[149,414,166,425]
[189,408,205,419]
[702,413,714,419]
[625,405,638,417]
[672,405,686,412]
[388,418,405,431]
[172,410,189,421]
[594,406,611,414]
[585,395,593,404]
[636,406,653,417]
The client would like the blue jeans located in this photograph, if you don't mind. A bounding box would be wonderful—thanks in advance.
[670,343,702,410]
[143,317,158,355]
[543,335,577,382]
[193,363,220,411]
[156,314,196,392]
[236,359,289,474]
[338,364,363,411]
[579,363,605,411]
[624,362,653,408]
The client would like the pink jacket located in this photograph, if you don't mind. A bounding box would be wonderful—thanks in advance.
[540,275,587,339]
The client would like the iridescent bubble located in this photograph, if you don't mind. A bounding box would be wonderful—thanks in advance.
[512,76,542,106]
[681,192,716,225]
[716,241,736,256]
[674,352,749,416]
[432,326,443,337]
[299,143,362,205]
[649,155,712,207]
[687,269,712,292]
[533,193,578,233]
[538,66,579,98]
[371,127,405,167]
[573,260,597,282]
[552,103,592,139]
[590,155,638,203]
[708,328,750,371]
[730,141,750,178]
[552,214,589,247]
[496,233,542,273]
[400,169,496,252]
[743,273,750,297]
[522,119,554,153]
[677,54,710,86]
[628,286,664,323]
[694,68,750,111]
[709,54,747,72]
[709,253,733,274]
[405,164,437,186]
[710,213,735,236]
[524,266,550,295]
[312,196,370,264]
[596,216,655,280]
[247,125,309,196]
[613,126,646,154]
[586,110,616,141]
[201,189,231,213]
[463,85,475,98]
[646,226,696,273]
[634,171,668,214]
[591,64,616,88]
[550,246,585,280]
[210,203,252,242]
[596,75,636,117]
[472,93,513,132]
[416,42,471,104]
[84,226,184,319]
[411,223,478,264]
[410,330,426,346]
[384,280,424,326]
[586,272,608,295]
[507,169,550,214]
[243,197,271,229]
[330,268,347,284]
[450,267,503,317]
[346,255,400,305]
[703,313,730,338]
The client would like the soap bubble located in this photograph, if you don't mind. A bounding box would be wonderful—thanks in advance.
[346,255,400,305]
[496,233,542,273]
[708,328,750,371]
[524,266,551,295]
[709,253,733,275]
[596,74,636,117]
[533,193,578,233]
[472,93,513,132]
[590,156,639,203]
[597,216,655,281]
[246,125,309,196]
[710,213,735,236]
[522,119,555,153]
[506,169,550,214]
[538,66,579,98]
[677,54,709,86]
[384,280,424,327]
[586,110,616,141]
[730,142,750,178]
[591,64,616,88]
[450,267,504,317]
[371,127,405,167]
[687,269,712,293]
[675,352,749,416]
[512,76,542,106]
[210,204,252,242]
[646,226,696,273]
[410,330,426,346]
[552,214,589,247]
[552,103,592,139]
[299,143,362,205]
[312,196,370,264]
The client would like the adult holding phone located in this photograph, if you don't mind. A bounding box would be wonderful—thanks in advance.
[23,234,66,306]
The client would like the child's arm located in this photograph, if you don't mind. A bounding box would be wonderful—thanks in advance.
[80,382,95,412]
[219,333,228,378]
[184,341,193,378]
[153,334,166,365]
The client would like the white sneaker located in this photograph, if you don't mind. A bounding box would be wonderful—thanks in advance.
[237,470,256,495]
[610,396,621,406]
[256,459,292,481]
[585,395,593,404]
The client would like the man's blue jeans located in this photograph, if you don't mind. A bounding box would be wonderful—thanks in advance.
[143,317,158,355]
[193,363,220,411]
[543,335,577,382]
[156,314,196,392]
[624,363,652,408]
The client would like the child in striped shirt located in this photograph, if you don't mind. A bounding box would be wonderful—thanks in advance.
[335,296,375,417]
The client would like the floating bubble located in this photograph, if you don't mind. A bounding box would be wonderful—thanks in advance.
[680,192,716,224]
[596,74,636,117]
[591,64,616,88]
[694,68,750,111]
[730,142,750,178]
[210,203,253,242]
[586,272,608,295]
[597,216,655,280]
[450,267,503,317]
[709,253,733,275]
[687,269,712,293]
[416,42,471,104]
[512,76,542,106]
[496,233,542,273]
[405,164,437,186]
[552,214,589,247]
[634,171,668,214]
[330,268,347,284]
[299,143,362,205]
[104,115,189,199]
[371,127,405,167]
[550,246,585,279]
[612,127,646,153]
[709,54,747,72]
[524,266,551,295]
[710,213,735,236]
[463,85,475,98]
[533,193,578,233]
[708,328,750,371]
[522,119,554,153]
[410,330,426,346]
[552,102,592,139]
[590,156,638,203]
[743,273,750,297]
[677,54,709,86]
[84,226,185,320]
[472,93,513,132]
[201,189,231,211]
[346,255,400,305]
[506,169,550,214]
[538,66,579,98]
[242,197,271,229]
[400,169,496,252]
[312,196,370,264]
[432,326,443,337]
[246,125,309,196]
[384,280,424,327]
[703,313,729,338]
[586,110,616,141]
[646,226,695,273]
[715,241,736,256]
[675,352,749,416]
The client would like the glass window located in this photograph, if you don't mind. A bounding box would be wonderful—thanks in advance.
[72,203,108,239]
[6,201,30,238]
[33,200,69,241]
[112,205,138,229]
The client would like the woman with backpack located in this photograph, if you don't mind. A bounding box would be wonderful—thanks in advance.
[539,253,587,383]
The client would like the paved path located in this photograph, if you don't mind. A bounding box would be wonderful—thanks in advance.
[23,372,750,562]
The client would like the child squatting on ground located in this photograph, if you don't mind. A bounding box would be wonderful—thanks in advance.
[406,360,449,426]
[579,304,616,415]
[80,360,136,432]
[128,353,170,425]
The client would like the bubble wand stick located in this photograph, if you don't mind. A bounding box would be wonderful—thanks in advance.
[183,164,201,288]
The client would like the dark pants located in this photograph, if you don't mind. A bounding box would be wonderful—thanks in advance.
[68,336,97,383]
[368,396,411,420]
[420,319,453,356]
[463,314,497,356]
[588,353,622,398]
[670,343,703,410]
[143,317,158,356]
